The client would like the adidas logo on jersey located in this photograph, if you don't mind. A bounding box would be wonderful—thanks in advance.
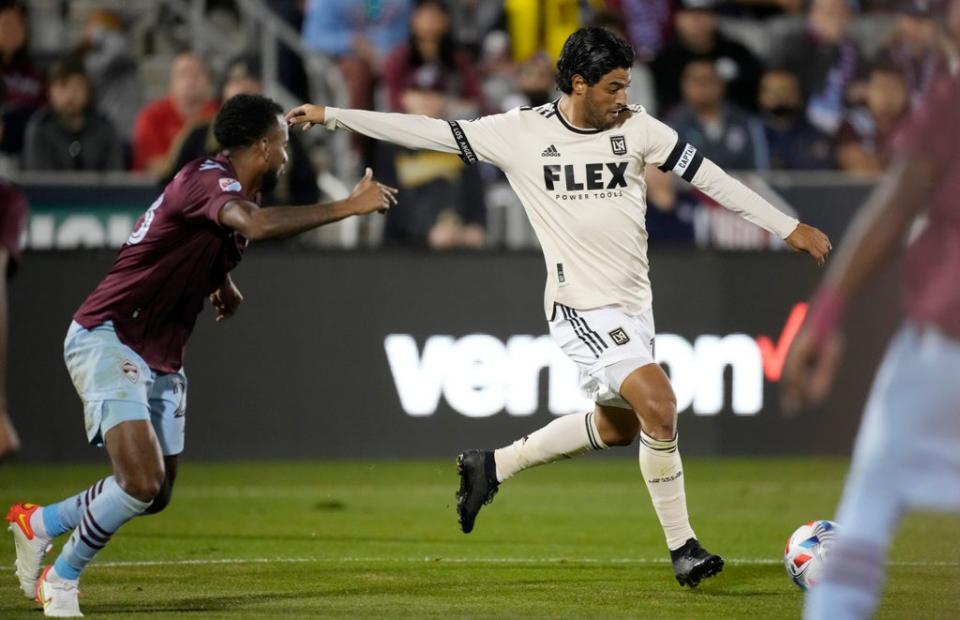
[541,145,561,157]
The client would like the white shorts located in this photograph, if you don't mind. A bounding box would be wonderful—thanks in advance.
[548,303,657,409]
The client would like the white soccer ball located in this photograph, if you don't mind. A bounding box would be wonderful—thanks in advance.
[784,520,837,590]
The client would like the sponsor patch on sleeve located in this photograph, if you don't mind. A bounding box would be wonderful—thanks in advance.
[219,178,242,193]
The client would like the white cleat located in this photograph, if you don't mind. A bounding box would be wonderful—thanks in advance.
[35,566,83,618]
[6,502,53,598]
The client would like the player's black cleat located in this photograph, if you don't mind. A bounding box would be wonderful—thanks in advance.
[671,538,724,588]
[456,450,499,534]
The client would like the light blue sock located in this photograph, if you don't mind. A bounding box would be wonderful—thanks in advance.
[53,478,152,580]
[40,477,112,538]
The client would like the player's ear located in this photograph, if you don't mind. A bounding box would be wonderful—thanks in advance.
[572,74,586,96]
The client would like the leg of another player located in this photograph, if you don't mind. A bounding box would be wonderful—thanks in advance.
[50,418,161,582]
[144,455,178,515]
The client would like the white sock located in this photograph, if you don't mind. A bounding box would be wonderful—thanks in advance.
[638,430,696,550]
[494,411,607,482]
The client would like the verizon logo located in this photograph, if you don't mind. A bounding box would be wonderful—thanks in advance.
[385,304,809,418]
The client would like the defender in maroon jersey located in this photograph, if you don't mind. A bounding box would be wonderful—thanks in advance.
[5,94,396,617]
[784,2,960,614]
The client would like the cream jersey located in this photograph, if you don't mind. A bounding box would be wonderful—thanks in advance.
[323,101,799,318]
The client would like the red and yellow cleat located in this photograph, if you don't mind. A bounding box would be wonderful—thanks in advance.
[6,503,52,598]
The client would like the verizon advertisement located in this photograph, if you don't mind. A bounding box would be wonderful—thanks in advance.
[9,250,898,461]
[385,302,806,419]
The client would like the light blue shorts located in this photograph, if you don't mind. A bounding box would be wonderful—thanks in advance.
[64,321,186,455]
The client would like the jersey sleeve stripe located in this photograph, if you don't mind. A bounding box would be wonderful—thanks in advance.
[447,120,478,164]
[658,140,703,182]
[658,139,688,172]
[680,152,704,182]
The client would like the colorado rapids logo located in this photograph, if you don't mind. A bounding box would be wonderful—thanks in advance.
[120,360,139,383]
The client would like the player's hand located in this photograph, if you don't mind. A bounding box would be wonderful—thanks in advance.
[285,104,326,132]
[780,327,844,415]
[348,167,398,215]
[785,223,832,267]
[0,408,21,460]
[209,279,243,323]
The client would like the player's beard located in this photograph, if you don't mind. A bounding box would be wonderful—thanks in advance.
[261,166,282,193]
[584,99,623,131]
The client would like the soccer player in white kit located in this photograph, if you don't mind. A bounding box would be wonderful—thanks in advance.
[289,27,831,587]
[782,14,960,618]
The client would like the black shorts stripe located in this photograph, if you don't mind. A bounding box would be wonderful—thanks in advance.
[568,308,607,351]
[561,305,601,357]
[447,121,478,164]
[584,412,601,450]
[681,152,704,182]
[658,140,688,173]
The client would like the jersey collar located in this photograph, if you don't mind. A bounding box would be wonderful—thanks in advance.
[553,99,602,135]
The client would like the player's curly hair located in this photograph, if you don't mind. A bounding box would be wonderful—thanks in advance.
[213,94,283,151]
[556,27,635,94]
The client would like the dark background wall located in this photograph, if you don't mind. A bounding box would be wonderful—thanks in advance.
[7,249,900,462]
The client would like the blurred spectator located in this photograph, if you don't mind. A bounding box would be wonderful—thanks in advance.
[499,53,555,110]
[449,0,506,59]
[0,0,44,158]
[302,0,412,112]
[716,0,805,18]
[835,62,910,175]
[505,0,586,61]
[163,55,319,206]
[383,0,484,119]
[616,0,674,61]
[883,0,940,108]
[80,9,145,149]
[668,59,769,170]
[23,57,124,172]
[773,0,864,135]
[594,12,658,114]
[0,176,26,459]
[273,0,311,103]
[132,51,217,174]
[758,68,834,169]
[651,0,764,116]
[944,0,960,75]
[380,0,487,248]
[480,30,522,113]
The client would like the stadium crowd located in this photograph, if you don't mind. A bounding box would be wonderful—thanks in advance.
[0,0,952,247]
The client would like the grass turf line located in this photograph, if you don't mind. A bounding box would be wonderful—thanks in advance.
[1,458,957,618]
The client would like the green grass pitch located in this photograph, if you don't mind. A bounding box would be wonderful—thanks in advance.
[1,458,958,618]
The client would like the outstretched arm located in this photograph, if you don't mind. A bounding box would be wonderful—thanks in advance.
[287,104,510,167]
[645,116,831,264]
[686,157,832,265]
[219,168,397,241]
[287,104,465,155]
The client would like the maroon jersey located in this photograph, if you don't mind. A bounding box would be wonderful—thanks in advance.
[895,73,960,340]
[75,155,254,372]
[0,179,28,278]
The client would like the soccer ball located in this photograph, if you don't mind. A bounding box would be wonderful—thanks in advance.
[784,520,837,590]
